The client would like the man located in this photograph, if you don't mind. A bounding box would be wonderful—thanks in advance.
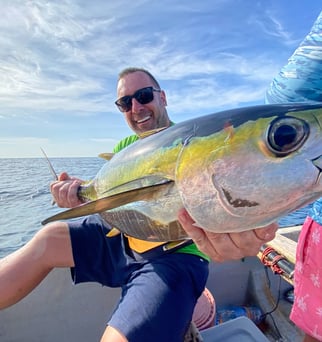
[0,67,277,342]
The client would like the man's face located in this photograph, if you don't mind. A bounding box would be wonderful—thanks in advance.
[116,71,170,135]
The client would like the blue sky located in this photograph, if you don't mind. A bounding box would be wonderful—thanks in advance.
[0,0,321,158]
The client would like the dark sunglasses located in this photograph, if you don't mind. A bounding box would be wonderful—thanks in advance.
[115,86,161,112]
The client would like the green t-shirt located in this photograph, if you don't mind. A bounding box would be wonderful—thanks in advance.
[113,132,210,261]
[113,134,139,153]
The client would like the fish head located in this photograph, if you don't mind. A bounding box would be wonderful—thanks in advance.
[175,104,322,233]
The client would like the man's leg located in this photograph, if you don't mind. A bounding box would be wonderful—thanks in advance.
[101,326,128,342]
[0,222,74,309]
[108,253,209,342]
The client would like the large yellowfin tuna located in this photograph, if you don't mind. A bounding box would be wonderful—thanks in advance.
[42,103,322,241]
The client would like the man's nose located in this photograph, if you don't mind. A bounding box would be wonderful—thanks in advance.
[131,98,145,112]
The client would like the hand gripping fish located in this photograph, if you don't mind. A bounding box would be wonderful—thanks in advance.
[42,103,322,242]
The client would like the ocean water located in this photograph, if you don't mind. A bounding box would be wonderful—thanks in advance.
[0,157,105,258]
[0,157,312,259]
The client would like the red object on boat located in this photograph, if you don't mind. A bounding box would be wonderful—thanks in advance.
[192,287,216,330]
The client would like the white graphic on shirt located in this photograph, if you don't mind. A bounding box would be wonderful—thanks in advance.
[316,307,322,318]
[297,294,309,312]
[296,260,304,274]
[310,271,320,288]
[312,228,321,245]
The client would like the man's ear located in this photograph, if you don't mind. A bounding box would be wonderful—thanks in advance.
[160,90,167,106]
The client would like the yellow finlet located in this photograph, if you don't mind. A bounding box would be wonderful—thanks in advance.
[138,127,168,139]
[106,227,121,237]
[223,121,235,142]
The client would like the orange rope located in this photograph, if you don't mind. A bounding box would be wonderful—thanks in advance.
[260,246,286,275]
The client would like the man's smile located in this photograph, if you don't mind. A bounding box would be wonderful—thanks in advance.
[136,115,152,124]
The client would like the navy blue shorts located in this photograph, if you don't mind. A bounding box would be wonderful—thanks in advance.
[69,215,209,342]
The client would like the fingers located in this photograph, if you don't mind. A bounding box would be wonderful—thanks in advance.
[57,172,71,182]
[178,209,225,262]
[178,208,278,262]
[50,173,83,208]
[177,208,204,242]
[228,225,277,257]
[198,231,248,262]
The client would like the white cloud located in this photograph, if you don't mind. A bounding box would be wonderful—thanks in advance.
[249,10,300,47]
[0,0,320,157]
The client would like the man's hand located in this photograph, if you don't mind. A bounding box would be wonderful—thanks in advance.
[178,208,277,262]
[50,172,83,208]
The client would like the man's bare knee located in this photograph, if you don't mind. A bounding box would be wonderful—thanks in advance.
[35,222,74,268]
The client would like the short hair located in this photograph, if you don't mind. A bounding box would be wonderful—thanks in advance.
[118,67,161,89]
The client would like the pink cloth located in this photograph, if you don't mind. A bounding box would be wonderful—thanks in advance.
[290,217,322,341]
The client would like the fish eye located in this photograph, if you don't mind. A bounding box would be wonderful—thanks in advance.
[266,116,310,157]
